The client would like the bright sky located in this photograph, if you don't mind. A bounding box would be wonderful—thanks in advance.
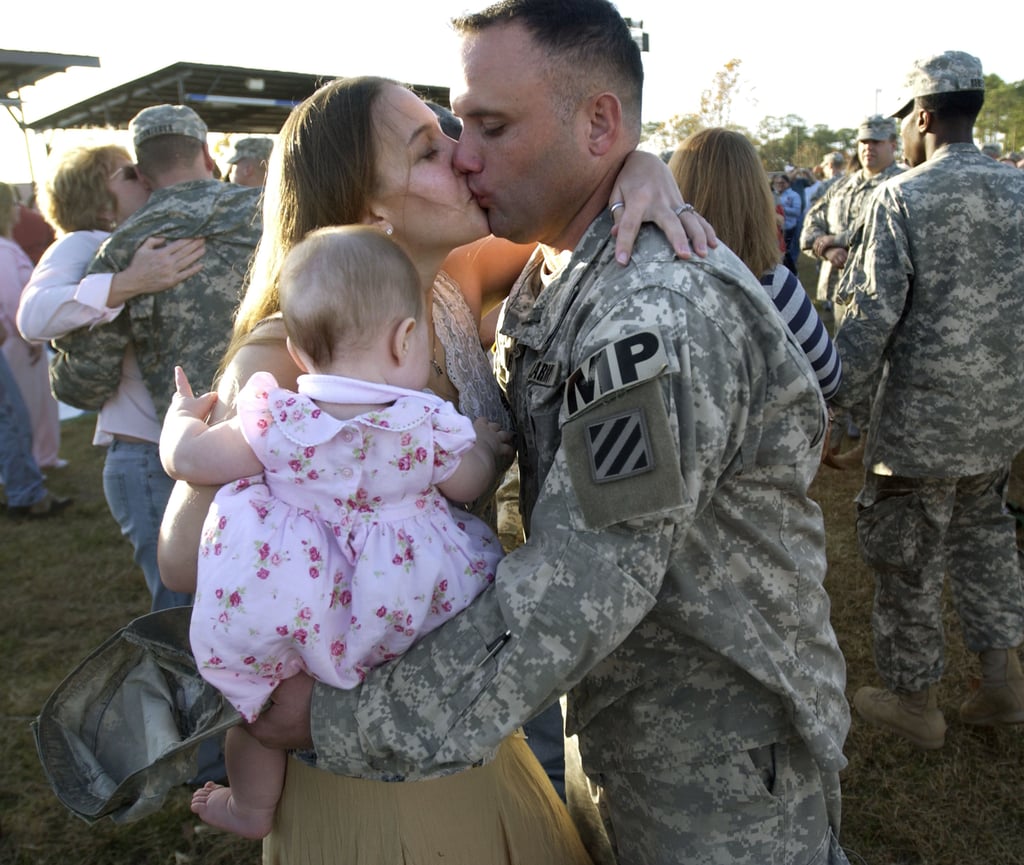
[4,0,1021,185]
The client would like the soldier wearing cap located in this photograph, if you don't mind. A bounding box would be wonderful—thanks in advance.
[822,151,846,184]
[51,103,262,417]
[225,137,273,187]
[833,51,1024,749]
[800,114,903,336]
[47,104,262,628]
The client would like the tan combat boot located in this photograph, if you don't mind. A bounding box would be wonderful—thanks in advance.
[853,685,947,749]
[959,649,1024,726]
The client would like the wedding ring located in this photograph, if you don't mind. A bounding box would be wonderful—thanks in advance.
[609,201,625,214]
[674,203,695,217]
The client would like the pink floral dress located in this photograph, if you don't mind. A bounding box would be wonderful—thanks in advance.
[190,371,502,721]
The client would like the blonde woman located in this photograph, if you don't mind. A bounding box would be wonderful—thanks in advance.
[16,145,203,610]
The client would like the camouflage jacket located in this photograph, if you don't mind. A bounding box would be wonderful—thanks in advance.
[834,143,1024,477]
[800,163,903,303]
[307,213,850,782]
[49,180,261,414]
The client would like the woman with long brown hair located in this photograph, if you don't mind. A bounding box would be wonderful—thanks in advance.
[669,128,841,400]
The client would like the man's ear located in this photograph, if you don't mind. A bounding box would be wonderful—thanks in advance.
[201,145,216,174]
[285,336,312,373]
[917,107,934,135]
[585,92,623,157]
[135,164,157,192]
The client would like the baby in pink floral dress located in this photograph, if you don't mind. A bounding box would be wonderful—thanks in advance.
[159,226,511,840]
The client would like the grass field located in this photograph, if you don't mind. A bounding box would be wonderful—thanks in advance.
[1,411,1022,865]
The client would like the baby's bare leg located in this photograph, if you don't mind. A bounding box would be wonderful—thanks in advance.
[191,724,286,839]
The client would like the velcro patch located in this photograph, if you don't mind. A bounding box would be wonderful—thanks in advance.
[564,378,683,530]
[584,408,652,483]
[527,360,559,387]
[563,330,668,420]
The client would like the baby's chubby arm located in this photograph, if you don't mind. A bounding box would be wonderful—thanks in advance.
[159,366,262,485]
[436,417,513,504]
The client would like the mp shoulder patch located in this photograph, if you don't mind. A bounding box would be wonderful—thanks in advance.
[563,330,669,420]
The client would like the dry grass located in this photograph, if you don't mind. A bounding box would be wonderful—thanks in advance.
[812,460,1024,865]
[2,411,1022,864]
[0,414,258,865]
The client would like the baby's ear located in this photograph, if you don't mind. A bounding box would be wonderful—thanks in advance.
[286,337,311,373]
[392,317,418,363]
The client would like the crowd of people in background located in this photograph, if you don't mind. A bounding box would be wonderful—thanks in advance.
[3,3,1023,863]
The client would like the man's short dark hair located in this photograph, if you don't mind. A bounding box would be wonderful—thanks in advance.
[917,90,985,122]
[135,135,205,176]
[452,0,643,125]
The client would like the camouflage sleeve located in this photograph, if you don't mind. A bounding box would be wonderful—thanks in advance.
[84,228,133,276]
[48,311,131,410]
[46,233,133,410]
[833,190,912,411]
[800,194,830,252]
[309,292,754,780]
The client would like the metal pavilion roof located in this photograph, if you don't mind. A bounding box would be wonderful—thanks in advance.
[24,61,451,134]
[0,49,101,106]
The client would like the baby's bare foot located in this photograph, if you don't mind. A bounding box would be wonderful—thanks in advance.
[191,781,274,840]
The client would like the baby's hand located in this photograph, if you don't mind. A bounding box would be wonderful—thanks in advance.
[472,417,514,461]
[169,365,218,421]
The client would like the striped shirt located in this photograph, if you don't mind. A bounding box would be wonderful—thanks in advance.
[760,263,842,401]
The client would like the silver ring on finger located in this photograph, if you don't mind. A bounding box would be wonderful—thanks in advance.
[674,202,695,217]
[609,201,625,214]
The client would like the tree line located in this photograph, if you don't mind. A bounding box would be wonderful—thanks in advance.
[642,61,1024,169]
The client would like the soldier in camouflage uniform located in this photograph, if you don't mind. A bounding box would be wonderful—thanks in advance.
[800,115,903,336]
[49,105,262,419]
[249,3,851,863]
[834,51,1024,749]
[225,136,273,188]
[47,105,260,625]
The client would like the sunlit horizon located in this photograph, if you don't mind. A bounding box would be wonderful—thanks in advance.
[4,1,1020,184]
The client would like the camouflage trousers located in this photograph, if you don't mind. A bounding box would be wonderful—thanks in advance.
[581,739,847,865]
[856,468,1024,693]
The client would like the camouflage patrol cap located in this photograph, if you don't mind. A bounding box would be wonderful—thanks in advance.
[892,51,985,118]
[33,607,240,824]
[226,137,274,164]
[129,104,208,149]
[858,115,898,141]
[823,151,846,165]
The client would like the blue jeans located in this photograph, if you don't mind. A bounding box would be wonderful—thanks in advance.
[524,701,567,801]
[102,439,192,612]
[0,353,45,508]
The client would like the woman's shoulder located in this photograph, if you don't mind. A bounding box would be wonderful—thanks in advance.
[217,318,299,413]
[760,262,803,301]
[433,270,470,311]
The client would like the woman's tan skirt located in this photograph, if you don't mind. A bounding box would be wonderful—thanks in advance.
[262,732,594,865]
